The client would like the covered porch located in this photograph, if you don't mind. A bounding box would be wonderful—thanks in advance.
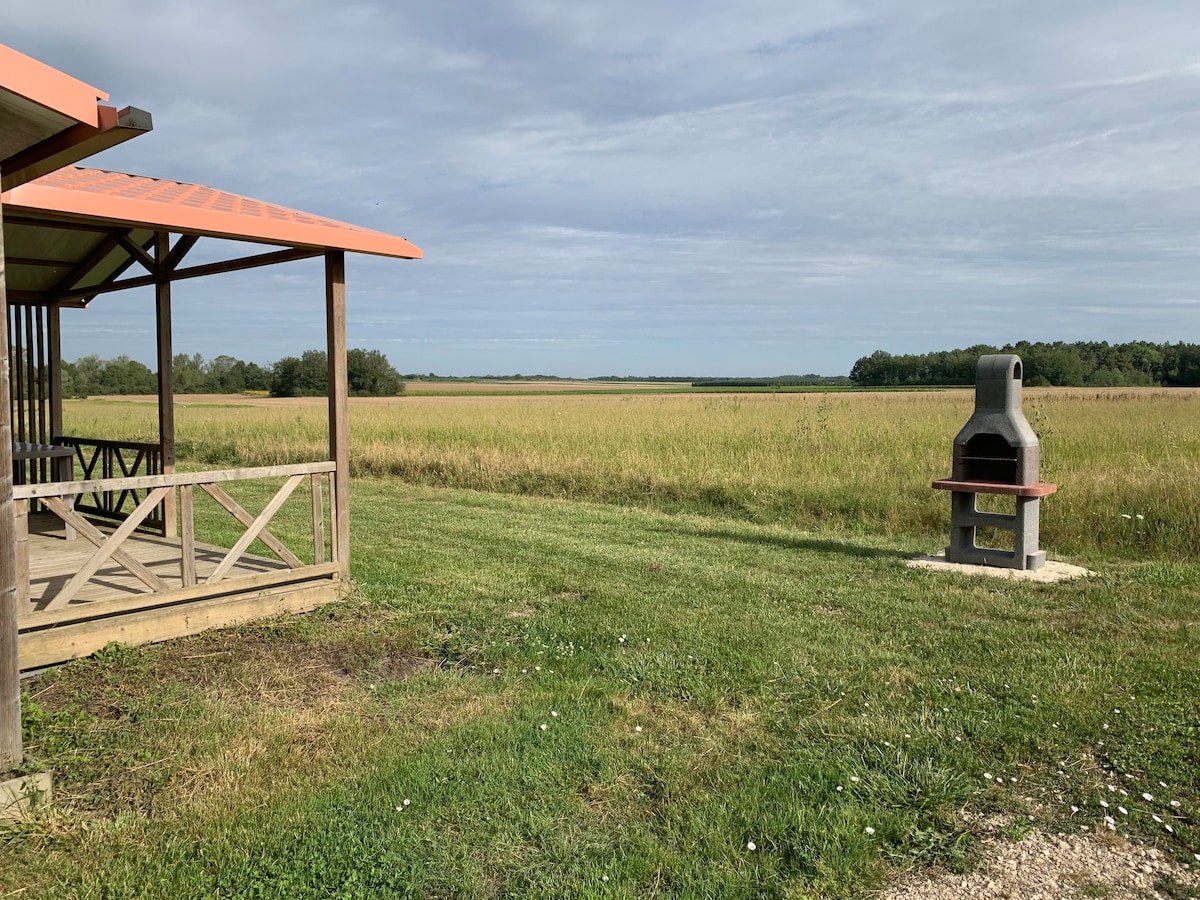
[3,167,421,670]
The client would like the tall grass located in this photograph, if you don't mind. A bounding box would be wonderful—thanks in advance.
[65,388,1200,560]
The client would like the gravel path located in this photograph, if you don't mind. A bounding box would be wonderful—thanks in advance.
[882,827,1198,899]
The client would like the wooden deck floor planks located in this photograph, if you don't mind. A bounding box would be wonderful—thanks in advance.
[24,513,290,613]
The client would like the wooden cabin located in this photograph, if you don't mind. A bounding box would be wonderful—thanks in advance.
[2,168,421,672]
[1,47,420,702]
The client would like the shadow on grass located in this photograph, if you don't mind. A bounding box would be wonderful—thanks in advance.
[656,524,914,560]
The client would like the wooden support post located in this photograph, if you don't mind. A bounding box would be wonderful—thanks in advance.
[48,303,62,441]
[325,252,350,580]
[311,473,325,565]
[155,233,177,537]
[179,484,196,588]
[13,501,29,615]
[0,192,24,769]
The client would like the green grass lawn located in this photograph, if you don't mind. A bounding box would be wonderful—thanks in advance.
[4,480,1198,898]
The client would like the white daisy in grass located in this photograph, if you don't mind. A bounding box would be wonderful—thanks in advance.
[865,827,875,835]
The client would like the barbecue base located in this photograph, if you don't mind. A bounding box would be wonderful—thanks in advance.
[932,479,1058,571]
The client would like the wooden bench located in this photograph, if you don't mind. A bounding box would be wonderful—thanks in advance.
[12,443,76,540]
[932,479,1057,571]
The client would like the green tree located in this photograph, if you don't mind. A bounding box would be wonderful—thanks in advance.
[347,349,404,396]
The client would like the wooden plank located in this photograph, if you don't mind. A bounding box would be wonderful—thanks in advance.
[14,460,336,500]
[155,232,177,538]
[40,496,171,600]
[206,475,304,584]
[326,251,351,579]
[311,473,325,565]
[931,479,1058,498]
[21,563,340,630]
[23,528,298,608]
[179,484,196,587]
[46,488,173,609]
[0,195,23,768]
[197,482,305,570]
[19,581,344,671]
[328,471,340,563]
[13,502,29,616]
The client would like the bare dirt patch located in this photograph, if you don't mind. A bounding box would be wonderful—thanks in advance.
[907,556,1096,583]
[882,821,1199,900]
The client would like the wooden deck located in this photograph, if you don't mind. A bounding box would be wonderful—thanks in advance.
[12,460,346,670]
[17,512,345,672]
[25,513,289,611]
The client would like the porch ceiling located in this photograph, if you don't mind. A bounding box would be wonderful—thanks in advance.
[2,167,422,306]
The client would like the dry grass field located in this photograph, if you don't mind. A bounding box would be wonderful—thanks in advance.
[67,386,1200,560]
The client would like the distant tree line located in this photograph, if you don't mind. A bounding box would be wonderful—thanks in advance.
[691,375,853,388]
[62,349,405,398]
[849,341,1200,387]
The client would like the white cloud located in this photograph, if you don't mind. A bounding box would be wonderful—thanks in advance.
[10,0,1200,375]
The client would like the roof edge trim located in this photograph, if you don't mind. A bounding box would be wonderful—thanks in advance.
[0,43,108,125]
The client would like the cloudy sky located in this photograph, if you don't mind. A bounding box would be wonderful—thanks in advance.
[8,1,1200,376]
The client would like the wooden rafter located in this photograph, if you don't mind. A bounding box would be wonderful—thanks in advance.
[79,232,155,305]
[51,246,325,303]
[47,230,125,296]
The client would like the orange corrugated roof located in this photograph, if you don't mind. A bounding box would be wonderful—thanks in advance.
[3,167,422,259]
[0,43,108,127]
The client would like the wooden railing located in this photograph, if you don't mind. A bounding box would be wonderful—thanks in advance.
[56,436,165,535]
[12,461,340,616]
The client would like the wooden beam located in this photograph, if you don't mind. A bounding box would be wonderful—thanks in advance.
[13,502,29,616]
[46,231,125,297]
[78,234,155,306]
[19,580,341,671]
[197,482,305,569]
[51,247,325,303]
[1,215,131,235]
[14,460,335,500]
[206,474,304,585]
[1,191,25,768]
[325,251,350,580]
[179,484,196,588]
[41,489,173,609]
[311,473,325,566]
[162,234,198,272]
[4,291,86,308]
[117,232,157,273]
[155,232,177,538]
[3,257,75,269]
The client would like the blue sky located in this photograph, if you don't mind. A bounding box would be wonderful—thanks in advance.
[8,1,1200,376]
